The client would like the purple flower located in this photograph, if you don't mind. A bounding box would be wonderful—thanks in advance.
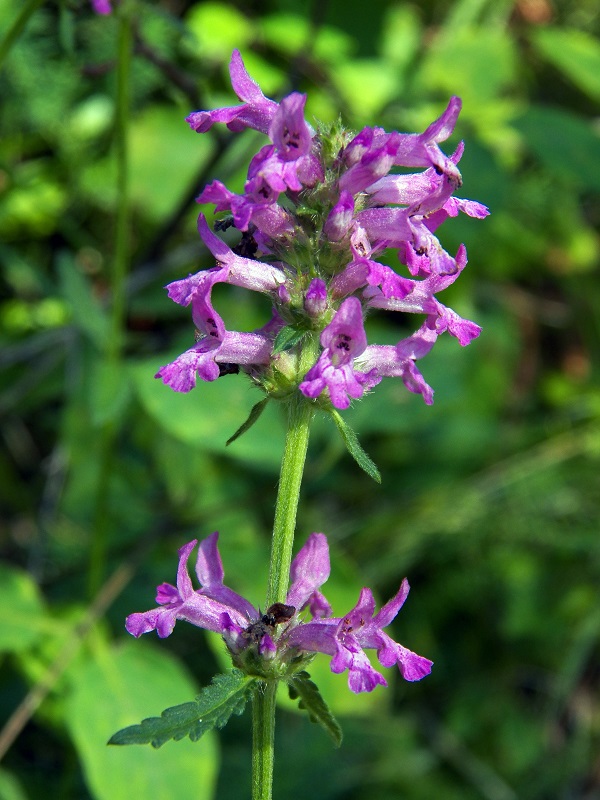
[304,278,328,318]
[126,532,431,692]
[155,214,288,391]
[126,533,256,639]
[286,584,433,691]
[186,50,279,136]
[91,0,111,13]
[358,319,440,405]
[299,297,381,409]
[323,191,355,242]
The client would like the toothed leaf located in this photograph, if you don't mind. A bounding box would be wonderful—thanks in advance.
[109,670,256,749]
[287,671,343,747]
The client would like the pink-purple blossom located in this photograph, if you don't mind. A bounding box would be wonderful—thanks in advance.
[299,297,381,409]
[158,49,488,410]
[126,532,432,693]
[91,0,112,13]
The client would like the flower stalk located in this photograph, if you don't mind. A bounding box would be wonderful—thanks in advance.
[114,45,488,800]
[251,681,277,800]
[267,386,316,605]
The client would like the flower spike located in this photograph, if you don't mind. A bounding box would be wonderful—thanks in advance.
[160,49,486,413]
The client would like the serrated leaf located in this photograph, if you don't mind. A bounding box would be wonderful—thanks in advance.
[272,325,308,355]
[329,409,381,483]
[226,397,269,446]
[287,671,343,747]
[109,670,257,749]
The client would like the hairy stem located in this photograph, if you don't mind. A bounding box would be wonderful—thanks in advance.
[252,339,319,799]
[251,681,277,800]
[266,395,314,607]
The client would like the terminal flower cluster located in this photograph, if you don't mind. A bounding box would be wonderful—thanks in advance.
[126,532,432,693]
[157,49,488,409]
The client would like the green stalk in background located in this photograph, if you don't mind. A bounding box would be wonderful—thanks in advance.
[88,10,132,596]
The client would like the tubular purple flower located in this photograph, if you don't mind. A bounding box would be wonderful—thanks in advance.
[186,50,279,135]
[339,132,402,194]
[197,214,287,292]
[323,191,355,242]
[268,93,312,161]
[304,279,328,318]
[155,330,273,392]
[126,536,255,639]
[392,96,463,176]
[286,582,433,692]
[361,243,481,348]
[299,297,381,409]
[358,319,440,405]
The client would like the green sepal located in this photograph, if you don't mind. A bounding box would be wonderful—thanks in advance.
[108,670,257,749]
[329,408,381,483]
[226,398,269,446]
[272,325,308,355]
[287,671,343,747]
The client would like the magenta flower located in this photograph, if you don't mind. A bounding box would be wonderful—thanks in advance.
[286,584,433,691]
[126,532,432,693]
[186,51,279,136]
[299,297,381,409]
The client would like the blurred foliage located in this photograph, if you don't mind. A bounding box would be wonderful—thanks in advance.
[1,0,599,798]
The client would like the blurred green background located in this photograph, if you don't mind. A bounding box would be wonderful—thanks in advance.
[1,0,599,798]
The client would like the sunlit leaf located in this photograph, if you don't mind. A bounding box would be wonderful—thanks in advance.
[530,27,600,102]
[66,640,219,800]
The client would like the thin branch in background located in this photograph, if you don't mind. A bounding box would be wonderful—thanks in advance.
[0,560,134,763]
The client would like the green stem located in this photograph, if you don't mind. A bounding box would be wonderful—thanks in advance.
[88,12,132,596]
[252,340,319,798]
[266,395,314,607]
[251,682,277,800]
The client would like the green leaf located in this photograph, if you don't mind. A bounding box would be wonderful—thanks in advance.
[226,397,269,446]
[417,25,517,104]
[89,357,132,427]
[272,325,308,355]
[66,640,219,800]
[530,27,600,103]
[132,360,284,470]
[329,409,381,483]
[0,768,28,800]
[109,669,257,748]
[513,106,600,192]
[58,252,109,348]
[287,671,343,747]
[0,563,50,653]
